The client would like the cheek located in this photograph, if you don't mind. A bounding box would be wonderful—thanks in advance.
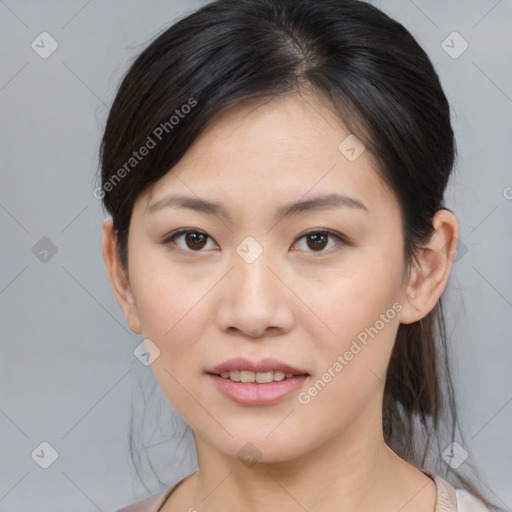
[129,255,211,357]
[130,267,211,411]
[306,249,403,390]
[317,256,401,334]
[297,287,400,430]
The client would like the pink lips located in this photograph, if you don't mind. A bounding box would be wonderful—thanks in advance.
[208,374,309,405]
[206,357,310,405]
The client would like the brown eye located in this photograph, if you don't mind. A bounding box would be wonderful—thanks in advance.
[163,228,347,254]
[184,232,208,250]
[164,229,215,252]
[306,232,328,251]
[293,230,346,253]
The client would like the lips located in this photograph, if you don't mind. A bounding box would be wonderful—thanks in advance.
[207,357,309,376]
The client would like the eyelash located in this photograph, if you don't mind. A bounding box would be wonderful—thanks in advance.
[162,228,349,255]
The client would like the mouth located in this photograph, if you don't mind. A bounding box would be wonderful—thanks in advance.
[205,357,310,405]
[207,372,310,405]
[208,370,309,383]
[206,357,310,382]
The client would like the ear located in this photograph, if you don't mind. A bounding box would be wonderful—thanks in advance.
[102,218,142,334]
[399,209,459,324]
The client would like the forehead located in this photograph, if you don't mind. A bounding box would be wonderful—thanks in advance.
[141,93,396,218]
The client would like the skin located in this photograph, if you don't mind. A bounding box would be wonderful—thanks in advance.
[103,92,458,512]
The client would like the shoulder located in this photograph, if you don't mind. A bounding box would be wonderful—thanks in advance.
[455,489,493,512]
[114,483,177,512]
[421,469,492,512]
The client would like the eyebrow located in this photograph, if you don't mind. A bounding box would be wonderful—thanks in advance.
[147,192,369,220]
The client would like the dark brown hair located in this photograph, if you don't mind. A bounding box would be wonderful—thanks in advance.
[99,0,500,508]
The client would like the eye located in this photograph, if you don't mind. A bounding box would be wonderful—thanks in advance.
[292,230,347,253]
[163,228,348,254]
[163,229,217,252]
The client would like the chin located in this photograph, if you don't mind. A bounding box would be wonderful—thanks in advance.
[212,431,310,466]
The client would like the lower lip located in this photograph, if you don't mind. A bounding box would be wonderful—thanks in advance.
[207,374,309,405]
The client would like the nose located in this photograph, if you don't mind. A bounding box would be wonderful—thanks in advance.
[213,248,295,338]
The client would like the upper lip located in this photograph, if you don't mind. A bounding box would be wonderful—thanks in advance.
[208,357,309,376]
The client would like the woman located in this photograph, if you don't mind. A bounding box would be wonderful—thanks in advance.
[100,0,500,510]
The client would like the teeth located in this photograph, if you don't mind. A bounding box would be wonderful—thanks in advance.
[219,370,297,382]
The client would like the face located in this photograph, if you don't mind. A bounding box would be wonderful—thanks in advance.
[119,93,412,463]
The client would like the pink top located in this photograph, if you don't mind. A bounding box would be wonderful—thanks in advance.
[115,470,491,512]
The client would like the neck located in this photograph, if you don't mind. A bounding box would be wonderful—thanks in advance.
[187,397,436,512]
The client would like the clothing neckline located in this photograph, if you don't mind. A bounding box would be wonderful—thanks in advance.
[156,469,458,511]
[421,469,458,512]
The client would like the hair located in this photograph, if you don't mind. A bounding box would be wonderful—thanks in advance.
[99,0,500,509]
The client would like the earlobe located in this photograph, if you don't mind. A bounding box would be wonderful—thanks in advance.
[399,209,459,325]
[102,218,142,334]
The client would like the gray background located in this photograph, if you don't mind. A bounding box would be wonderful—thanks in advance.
[1,1,511,511]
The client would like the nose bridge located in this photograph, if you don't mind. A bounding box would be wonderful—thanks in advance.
[214,236,293,337]
[233,236,275,302]
[235,234,266,266]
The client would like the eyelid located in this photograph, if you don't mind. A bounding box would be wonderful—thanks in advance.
[297,228,350,244]
[289,229,350,256]
[162,228,218,250]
